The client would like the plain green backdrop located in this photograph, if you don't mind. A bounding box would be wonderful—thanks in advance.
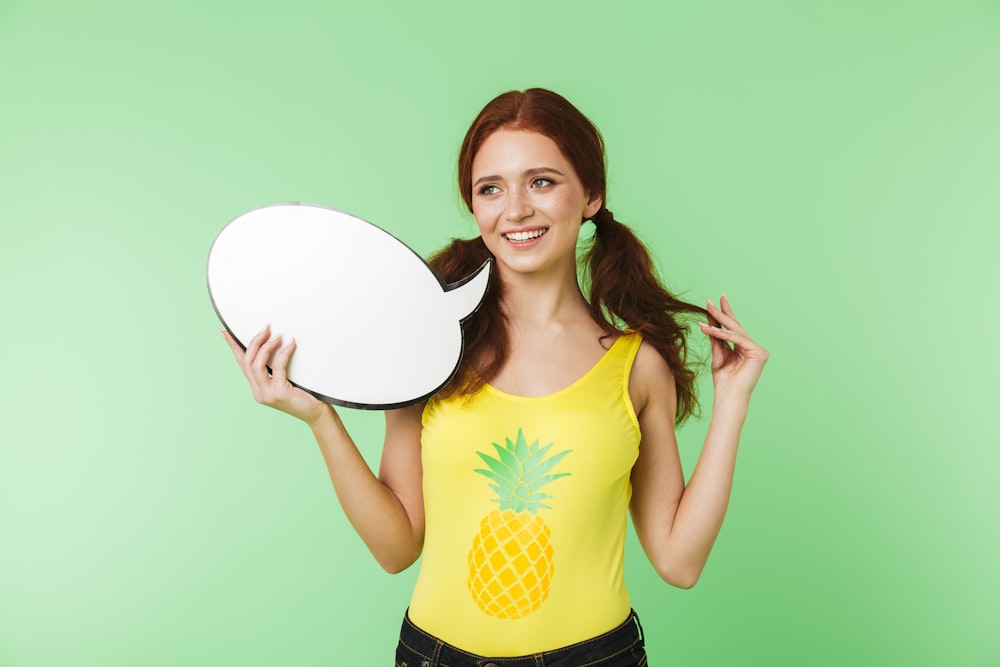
[1,0,997,665]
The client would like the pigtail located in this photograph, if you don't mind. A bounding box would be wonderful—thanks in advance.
[583,207,708,424]
[428,237,506,398]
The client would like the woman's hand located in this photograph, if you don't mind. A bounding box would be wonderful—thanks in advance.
[700,294,769,402]
[221,325,330,425]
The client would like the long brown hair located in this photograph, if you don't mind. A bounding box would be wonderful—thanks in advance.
[431,88,708,424]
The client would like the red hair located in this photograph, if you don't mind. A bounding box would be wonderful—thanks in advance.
[431,88,707,424]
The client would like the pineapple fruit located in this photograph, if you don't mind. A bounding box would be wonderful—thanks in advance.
[467,428,572,619]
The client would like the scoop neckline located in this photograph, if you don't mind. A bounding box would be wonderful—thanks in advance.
[482,331,631,401]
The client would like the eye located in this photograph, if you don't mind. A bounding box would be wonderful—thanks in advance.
[531,177,554,188]
[477,184,501,196]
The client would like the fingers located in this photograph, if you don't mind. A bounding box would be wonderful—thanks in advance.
[219,327,321,421]
[700,320,769,373]
[252,331,283,379]
[221,324,282,394]
[698,294,769,384]
[699,294,762,358]
[270,337,296,385]
[705,295,746,334]
[720,292,735,317]
[700,299,731,369]
[699,322,743,343]
[221,329,245,362]
[243,324,270,362]
[702,320,766,351]
[705,324,726,369]
[700,321,736,368]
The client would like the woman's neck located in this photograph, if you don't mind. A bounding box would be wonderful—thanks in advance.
[488,266,617,396]
[499,267,592,329]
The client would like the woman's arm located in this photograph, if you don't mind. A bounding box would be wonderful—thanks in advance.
[310,403,424,573]
[629,294,767,588]
[222,327,424,573]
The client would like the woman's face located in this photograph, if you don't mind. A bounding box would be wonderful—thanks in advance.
[470,129,602,281]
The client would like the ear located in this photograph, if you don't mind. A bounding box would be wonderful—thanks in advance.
[583,192,603,220]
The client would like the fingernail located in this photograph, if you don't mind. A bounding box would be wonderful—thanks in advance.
[706,298,714,308]
[259,323,269,334]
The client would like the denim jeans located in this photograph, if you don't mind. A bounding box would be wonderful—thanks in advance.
[395,609,648,667]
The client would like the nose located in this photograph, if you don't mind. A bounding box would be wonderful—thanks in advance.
[503,188,533,222]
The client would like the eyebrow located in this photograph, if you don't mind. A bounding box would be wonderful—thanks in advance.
[473,167,566,189]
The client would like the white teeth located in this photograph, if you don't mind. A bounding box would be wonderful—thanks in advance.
[504,229,546,242]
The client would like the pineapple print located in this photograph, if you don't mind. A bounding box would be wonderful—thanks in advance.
[467,428,572,619]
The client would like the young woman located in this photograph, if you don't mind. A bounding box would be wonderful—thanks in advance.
[223,88,768,666]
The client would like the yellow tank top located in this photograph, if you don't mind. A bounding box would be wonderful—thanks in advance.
[409,331,643,655]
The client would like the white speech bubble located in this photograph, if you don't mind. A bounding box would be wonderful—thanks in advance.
[207,203,491,409]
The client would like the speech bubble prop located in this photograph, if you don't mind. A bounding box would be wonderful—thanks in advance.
[207,203,491,409]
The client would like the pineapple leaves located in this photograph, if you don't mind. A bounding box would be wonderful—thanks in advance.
[528,449,571,480]
[527,473,570,493]
[475,451,518,484]
[475,466,515,488]
[487,484,554,510]
[474,429,573,513]
[491,441,522,473]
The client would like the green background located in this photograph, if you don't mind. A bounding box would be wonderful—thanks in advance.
[1,0,997,665]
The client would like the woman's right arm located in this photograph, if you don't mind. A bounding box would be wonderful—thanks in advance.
[222,326,424,573]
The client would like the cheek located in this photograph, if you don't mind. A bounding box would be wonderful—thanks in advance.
[471,201,499,230]
[546,191,584,219]
[471,212,492,241]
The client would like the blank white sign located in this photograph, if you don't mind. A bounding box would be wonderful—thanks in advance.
[207,203,491,409]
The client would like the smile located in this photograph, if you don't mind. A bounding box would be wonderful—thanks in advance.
[503,228,548,242]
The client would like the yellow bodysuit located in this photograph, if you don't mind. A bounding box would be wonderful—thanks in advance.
[409,331,643,655]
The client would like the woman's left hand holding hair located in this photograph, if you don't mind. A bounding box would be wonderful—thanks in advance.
[628,294,767,588]
[700,294,768,402]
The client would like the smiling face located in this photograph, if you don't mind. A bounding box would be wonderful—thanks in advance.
[470,129,602,281]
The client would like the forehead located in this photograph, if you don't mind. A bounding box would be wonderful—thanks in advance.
[472,130,573,176]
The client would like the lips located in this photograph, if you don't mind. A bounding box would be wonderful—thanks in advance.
[503,228,548,242]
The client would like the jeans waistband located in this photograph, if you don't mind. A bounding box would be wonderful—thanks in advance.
[398,608,644,667]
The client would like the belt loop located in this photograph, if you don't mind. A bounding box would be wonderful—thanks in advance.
[632,610,645,643]
[535,653,546,667]
[431,637,444,666]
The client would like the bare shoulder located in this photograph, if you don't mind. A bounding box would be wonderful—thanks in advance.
[629,339,678,420]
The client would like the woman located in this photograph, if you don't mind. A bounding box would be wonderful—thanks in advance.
[223,88,767,665]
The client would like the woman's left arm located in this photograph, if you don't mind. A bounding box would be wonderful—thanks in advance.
[630,294,768,588]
